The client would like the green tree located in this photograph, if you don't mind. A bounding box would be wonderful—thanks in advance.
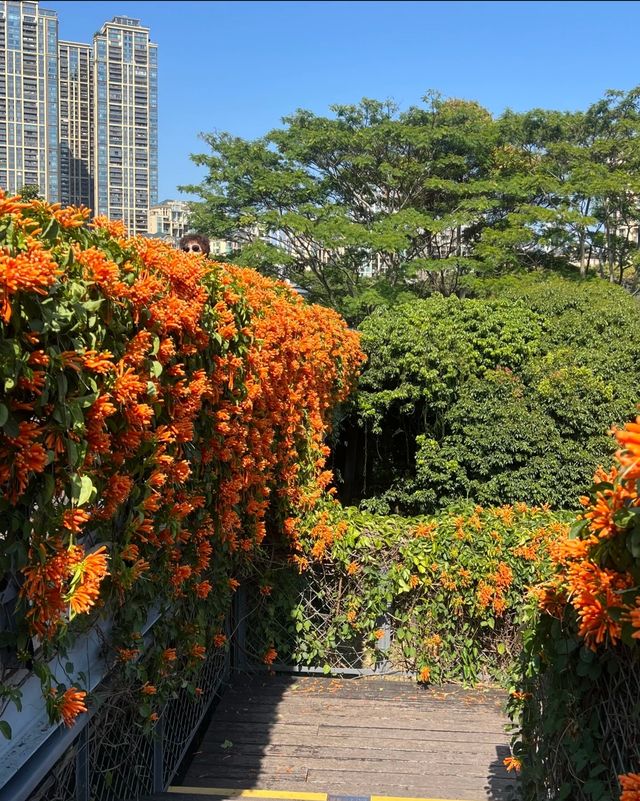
[181,94,499,321]
[477,88,640,285]
[17,184,42,201]
[184,86,640,319]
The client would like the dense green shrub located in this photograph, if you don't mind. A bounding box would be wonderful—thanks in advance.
[350,275,640,513]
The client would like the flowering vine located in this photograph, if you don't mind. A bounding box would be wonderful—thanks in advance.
[0,191,363,733]
[507,416,640,798]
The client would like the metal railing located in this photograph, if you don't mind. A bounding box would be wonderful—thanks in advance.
[0,602,234,801]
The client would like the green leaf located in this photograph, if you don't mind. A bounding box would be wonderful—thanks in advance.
[2,415,19,438]
[71,474,95,506]
[42,473,56,505]
[0,721,12,740]
[0,403,8,427]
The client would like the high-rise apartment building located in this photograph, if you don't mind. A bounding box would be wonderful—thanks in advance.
[0,1,59,200]
[0,2,157,234]
[58,40,92,208]
[93,16,157,234]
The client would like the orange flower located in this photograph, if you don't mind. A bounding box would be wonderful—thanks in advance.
[620,773,640,801]
[58,687,87,727]
[62,509,91,534]
[213,633,227,648]
[116,647,140,662]
[190,644,206,660]
[414,522,436,538]
[263,646,277,665]
[81,349,115,374]
[418,666,431,683]
[0,236,61,322]
[503,756,521,773]
[66,546,109,618]
[141,683,157,695]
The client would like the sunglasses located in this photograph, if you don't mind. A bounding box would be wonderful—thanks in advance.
[182,244,202,253]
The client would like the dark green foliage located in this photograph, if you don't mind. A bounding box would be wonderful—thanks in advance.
[351,275,640,513]
[17,184,42,201]
[509,605,640,801]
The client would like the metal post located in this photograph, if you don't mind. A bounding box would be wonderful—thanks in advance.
[75,727,89,801]
[152,713,165,793]
[233,586,249,672]
[374,611,392,675]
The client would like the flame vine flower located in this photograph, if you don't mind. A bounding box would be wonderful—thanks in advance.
[0,190,363,731]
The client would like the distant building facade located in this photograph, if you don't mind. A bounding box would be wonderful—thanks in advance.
[93,16,157,234]
[0,1,158,234]
[148,198,189,244]
[0,1,60,200]
[58,39,92,208]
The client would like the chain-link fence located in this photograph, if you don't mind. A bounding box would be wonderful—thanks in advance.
[0,569,23,677]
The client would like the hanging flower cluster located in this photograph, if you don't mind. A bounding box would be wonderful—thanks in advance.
[534,418,640,649]
[0,192,363,729]
[508,417,640,795]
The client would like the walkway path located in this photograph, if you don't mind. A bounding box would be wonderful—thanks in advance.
[158,673,518,801]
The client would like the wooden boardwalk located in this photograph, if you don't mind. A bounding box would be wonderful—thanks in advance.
[165,673,518,801]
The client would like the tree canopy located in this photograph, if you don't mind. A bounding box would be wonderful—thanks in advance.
[183,87,640,322]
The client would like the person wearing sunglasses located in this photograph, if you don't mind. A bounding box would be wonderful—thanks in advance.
[179,233,211,256]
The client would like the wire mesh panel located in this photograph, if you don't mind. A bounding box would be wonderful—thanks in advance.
[22,743,77,801]
[0,570,23,677]
[242,561,392,674]
[161,641,229,786]
[87,691,155,801]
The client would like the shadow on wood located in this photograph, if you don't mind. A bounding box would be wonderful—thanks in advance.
[172,673,518,801]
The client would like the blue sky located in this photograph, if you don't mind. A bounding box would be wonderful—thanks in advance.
[45,1,640,200]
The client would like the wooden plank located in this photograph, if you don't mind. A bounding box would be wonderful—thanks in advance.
[207,714,507,735]
[222,680,506,708]
[212,700,507,721]
[317,722,508,741]
[203,722,508,748]
[192,741,509,762]
[222,690,507,710]
[200,722,508,747]
[184,766,309,783]
[304,768,516,793]
[187,752,508,780]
